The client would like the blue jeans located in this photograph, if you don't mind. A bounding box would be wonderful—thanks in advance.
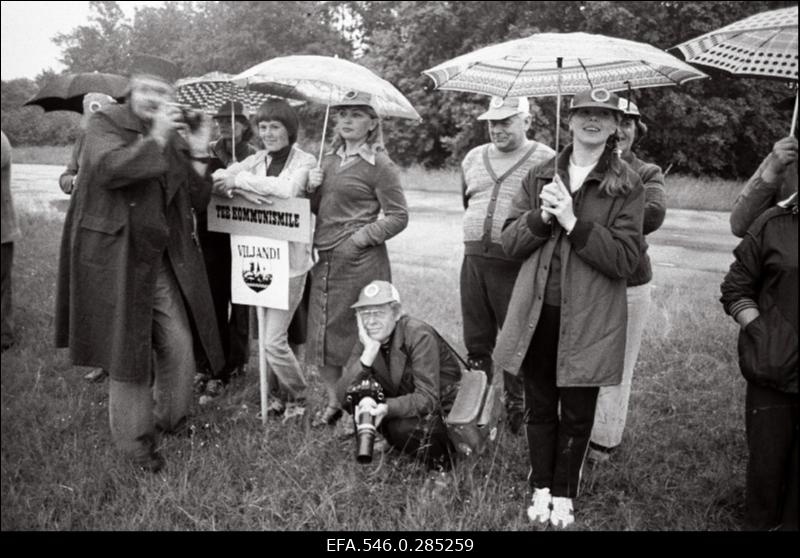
[109,255,195,462]
[264,273,309,401]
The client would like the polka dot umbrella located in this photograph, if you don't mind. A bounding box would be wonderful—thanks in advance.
[674,6,798,134]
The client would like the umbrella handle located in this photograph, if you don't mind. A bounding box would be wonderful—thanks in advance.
[318,102,331,166]
[791,91,798,139]
[554,57,563,180]
[231,100,236,161]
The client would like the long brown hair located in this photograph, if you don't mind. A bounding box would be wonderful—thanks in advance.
[569,109,632,197]
[597,130,633,197]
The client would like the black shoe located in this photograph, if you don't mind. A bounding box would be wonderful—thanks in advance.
[507,409,524,435]
[135,452,165,474]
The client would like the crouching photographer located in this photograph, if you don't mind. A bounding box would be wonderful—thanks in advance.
[337,280,462,470]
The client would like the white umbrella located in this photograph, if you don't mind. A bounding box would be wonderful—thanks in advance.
[234,55,421,163]
[674,6,798,135]
[423,32,708,153]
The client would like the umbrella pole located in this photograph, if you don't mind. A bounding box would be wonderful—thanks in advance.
[791,91,798,138]
[231,100,236,162]
[258,306,268,427]
[554,57,563,179]
[318,102,331,166]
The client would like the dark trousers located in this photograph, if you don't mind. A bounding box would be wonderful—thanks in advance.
[522,304,599,498]
[1,242,13,348]
[381,413,454,471]
[460,254,523,412]
[200,230,249,379]
[745,381,799,531]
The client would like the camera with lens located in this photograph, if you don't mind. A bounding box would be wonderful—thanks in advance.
[173,104,205,132]
[344,378,386,464]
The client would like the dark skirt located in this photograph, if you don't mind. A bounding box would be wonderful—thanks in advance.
[307,239,391,367]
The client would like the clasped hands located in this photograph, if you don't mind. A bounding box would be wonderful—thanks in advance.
[539,173,577,233]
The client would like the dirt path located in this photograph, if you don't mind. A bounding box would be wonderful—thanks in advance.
[11,163,740,290]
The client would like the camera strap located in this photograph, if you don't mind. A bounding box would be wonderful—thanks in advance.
[422,321,470,371]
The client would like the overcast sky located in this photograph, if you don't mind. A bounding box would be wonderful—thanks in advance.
[1,1,165,80]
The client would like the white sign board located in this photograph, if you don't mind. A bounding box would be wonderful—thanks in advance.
[230,235,290,310]
[208,196,311,243]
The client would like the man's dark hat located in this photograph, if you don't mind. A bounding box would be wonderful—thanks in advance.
[129,53,180,84]
[213,101,248,120]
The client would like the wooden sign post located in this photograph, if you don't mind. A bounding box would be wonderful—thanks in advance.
[209,195,312,425]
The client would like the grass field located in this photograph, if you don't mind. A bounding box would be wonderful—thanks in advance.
[0,177,748,532]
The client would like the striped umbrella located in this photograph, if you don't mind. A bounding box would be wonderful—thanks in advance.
[674,6,798,135]
[423,32,707,158]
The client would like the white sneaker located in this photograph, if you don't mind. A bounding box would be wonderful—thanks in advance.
[526,487,552,525]
[550,496,575,529]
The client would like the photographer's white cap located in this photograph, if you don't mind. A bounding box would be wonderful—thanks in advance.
[478,96,530,121]
[351,280,401,309]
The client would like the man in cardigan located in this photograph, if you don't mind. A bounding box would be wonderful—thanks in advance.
[460,96,555,434]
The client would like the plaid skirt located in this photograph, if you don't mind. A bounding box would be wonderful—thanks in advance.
[306,240,391,367]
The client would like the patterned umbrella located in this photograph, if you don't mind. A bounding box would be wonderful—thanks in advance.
[423,32,707,155]
[674,6,798,134]
[674,6,797,82]
[233,56,420,120]
[423,32,706,98]
[23,72,128,113]
[234,55,420,163]
[175,71,279,115]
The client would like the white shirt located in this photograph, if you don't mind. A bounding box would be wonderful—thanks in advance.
[568,159,597,193]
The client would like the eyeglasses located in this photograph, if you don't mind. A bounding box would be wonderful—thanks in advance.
[357,308,392,320]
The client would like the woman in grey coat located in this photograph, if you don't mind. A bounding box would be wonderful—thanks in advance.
[494,88,643,529]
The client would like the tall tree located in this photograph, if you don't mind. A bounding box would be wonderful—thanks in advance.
[352,0,797,177]
[53,0,131,74]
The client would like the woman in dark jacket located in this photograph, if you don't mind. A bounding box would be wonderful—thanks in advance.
[196,101,257,395]
[720,193,798,531]
[306,90,409,427]
[494,88,643,529]
[589,98,666,462]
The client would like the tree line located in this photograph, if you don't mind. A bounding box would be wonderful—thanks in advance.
[1,0,796,178]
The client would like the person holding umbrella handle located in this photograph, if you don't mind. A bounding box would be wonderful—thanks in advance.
[730,133,798,238]
[494,88,644,529]
[305,90,409,427]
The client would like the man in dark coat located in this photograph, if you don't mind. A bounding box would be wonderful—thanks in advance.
[54,54,223,472]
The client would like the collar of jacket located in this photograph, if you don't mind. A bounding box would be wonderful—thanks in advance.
[368,314,410,390]
[333,143,377,166]
[535,143,615,188]
[211,138,252,164]
[621,150,640,166]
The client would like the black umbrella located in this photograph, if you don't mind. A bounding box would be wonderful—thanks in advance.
[23,72,129,113]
